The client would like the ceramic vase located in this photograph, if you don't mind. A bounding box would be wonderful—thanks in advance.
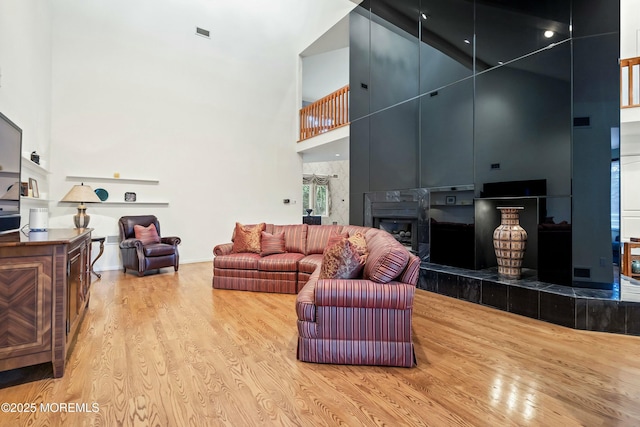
[493,207,528,279]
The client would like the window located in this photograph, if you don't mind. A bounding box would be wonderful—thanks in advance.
[303,183,329,216]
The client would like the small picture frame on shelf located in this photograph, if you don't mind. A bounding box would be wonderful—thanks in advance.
[445,196,456,205]
[29,178,39,198]
[124,192,136,202]
[20,182,29,197]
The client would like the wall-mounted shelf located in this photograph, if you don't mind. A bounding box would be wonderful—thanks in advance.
[21,196,50,203]
[98,201,169,206]
[22,157,50,175]
[60,201,169,206]
[66,175,159,185]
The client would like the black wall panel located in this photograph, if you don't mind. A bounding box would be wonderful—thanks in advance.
[348,0,619,286]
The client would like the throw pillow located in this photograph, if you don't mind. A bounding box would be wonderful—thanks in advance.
[260,231,286,256]
[134,223,161,245]
[326,231,348,248]
[232,222,265,253]
[348,232,368,258]
[319,237,365,279]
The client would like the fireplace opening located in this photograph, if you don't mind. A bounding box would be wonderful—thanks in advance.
[375,218,417,254]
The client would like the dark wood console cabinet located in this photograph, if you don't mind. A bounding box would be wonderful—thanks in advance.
[0,228,92,378]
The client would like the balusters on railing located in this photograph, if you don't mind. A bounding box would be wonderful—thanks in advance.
[299,85,350,141]
[621,57,640,109]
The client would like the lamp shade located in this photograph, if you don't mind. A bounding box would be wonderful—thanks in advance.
[61,183,101,203]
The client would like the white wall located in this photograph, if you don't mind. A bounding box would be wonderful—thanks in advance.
[621,0,640,58]
[0,0,52,162]
[2,0,356,271]
[302,47,349,102]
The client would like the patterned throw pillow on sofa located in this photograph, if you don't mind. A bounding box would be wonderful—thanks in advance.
[260,231,286,256]
[232,222,265,253]
[319,237,365,279]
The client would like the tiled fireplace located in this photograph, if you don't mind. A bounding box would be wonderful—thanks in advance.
[364,188,429,261]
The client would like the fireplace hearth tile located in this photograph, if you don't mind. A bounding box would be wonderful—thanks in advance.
[626,303,640,335]
[508,286,539,318]
[481,280,507,310]
[576,299,587,330]
[539,293,575,328]
[459,276,481,303]
[586,300,625,333]
[419,270,438,292]
[438,272,459,298]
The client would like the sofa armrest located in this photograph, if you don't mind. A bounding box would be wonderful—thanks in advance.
[214,242,233,256]
[315,279,415,310]
[161,236,181,246]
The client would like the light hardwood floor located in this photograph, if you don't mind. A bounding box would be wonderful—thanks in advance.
[1,262,639,426]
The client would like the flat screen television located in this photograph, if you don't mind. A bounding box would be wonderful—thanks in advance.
[0,112,22,233]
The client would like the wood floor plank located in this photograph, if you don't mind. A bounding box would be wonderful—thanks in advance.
[1,262,639,426]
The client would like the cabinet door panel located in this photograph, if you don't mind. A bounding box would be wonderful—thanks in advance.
[0,258,52,358]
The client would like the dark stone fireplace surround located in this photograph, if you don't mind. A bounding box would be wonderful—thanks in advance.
[363,189,640,336]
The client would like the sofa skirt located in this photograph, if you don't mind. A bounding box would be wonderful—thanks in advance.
[296,337,416,368]
[213,268,298,294]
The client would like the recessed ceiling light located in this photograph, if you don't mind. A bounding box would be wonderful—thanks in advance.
[335,154,340,157]
[421,13,428,20]
[544,30,554,39]
[464,39,471,44]
[498,61,504,65]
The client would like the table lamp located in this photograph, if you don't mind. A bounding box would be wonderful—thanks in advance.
[61,183,101,228]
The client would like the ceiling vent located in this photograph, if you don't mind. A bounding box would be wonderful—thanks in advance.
[196,27,210,38]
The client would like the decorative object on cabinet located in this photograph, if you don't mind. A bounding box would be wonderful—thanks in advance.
[94,187,109,201]
[124,192,136,202]
[118,215,181,276]
[61,183,102,228]
[29,178,39,198]
[28,208,48,231]
[493,207,528,279]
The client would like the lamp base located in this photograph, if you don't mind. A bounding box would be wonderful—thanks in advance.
[74,204,91,229]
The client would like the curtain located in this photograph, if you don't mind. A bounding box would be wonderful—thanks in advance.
[303,174,332,215]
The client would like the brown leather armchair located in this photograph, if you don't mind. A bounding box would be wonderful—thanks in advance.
[118,215,181,276]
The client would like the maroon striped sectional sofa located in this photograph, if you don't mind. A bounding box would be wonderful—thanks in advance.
[213,223,420,367]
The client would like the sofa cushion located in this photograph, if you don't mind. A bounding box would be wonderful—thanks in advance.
[273,224,308,254]
[319,237,365,279]
[232,222,265,253]
[363,231,410,284]
[143,243,175,257]
[257,253,305,272]
[299,254,324,274]
[134,223,161,245]
[260,231,286,256]
[306,225,342,254]
[213,252,261,270]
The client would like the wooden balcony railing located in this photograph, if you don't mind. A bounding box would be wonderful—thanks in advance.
[621,57,640,109]
[299,85,349,141]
